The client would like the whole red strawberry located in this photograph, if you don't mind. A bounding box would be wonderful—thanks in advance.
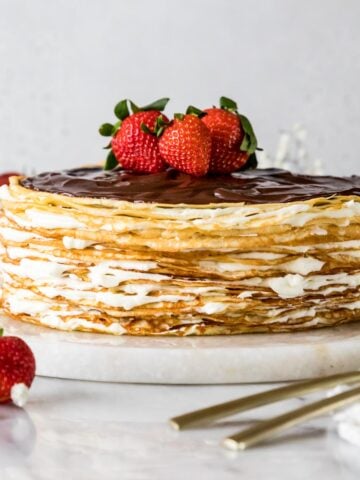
[99,98,170,173]
[0,331,36,407]
[202,97,258,174]
[159,114,211,176]
[111,110,168,173]
[0,172,21,186]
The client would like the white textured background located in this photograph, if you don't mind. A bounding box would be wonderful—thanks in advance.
[0,0,359,175]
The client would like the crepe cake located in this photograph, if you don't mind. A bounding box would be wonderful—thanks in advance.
[0,166,359,335]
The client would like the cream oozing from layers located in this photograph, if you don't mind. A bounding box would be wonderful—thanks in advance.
[3,251,360,302]
[264,272,360,298]
[5,290,126,334]
[199,256,324,275]
[197,302,228,314]
[62,237,95,249]
[2,257,227,299]
[39,314,126,334]
[2,183,360,332]
[4,246,161,273]
[5,208,86,229]
[0,227,41,242]
[5,289,360,331]
[2,184,359,231]
[37,286,192,310]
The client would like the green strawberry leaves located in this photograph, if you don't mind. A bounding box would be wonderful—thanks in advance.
[130,98,169,115]
[186,105,207,118]
[220,96,238,112]
[140,98,169,112]
[114,99,130,120]
[104,150,118,171]
[0,328,3,337]
[238,114,258,154]
[99,123,114,137]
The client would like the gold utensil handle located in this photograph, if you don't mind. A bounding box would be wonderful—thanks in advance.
[169,371,360,430]
[223,385,360,450]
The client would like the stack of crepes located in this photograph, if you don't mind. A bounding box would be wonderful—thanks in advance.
[0,167,359,336]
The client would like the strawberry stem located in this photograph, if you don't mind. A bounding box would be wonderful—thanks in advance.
[140,123,154,135]
[0,328,3,337]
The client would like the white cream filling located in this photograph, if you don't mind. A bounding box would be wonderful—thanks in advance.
[282,257,324,275]
[122,284,156,296]
[3,185,359,231]
[197,302,227,314]
[88,263,169,288]
[7,291,51,315]
[2,258,74,281]
[6,287,192,313]
[39,314,126,335]
[5,246,78,264]
[4,248,162,280]
[62,237,95,249]
[285,201,360,227]
[312,226,327,235]
[38,286,192,310]
[0,184,12,200]
[0,227,41,242]
[265,307,317,324]
[6,209,85,229]
[266,272,360,298]
[105,260,158,271]
[238,291,255,299]
[200,256,324,275]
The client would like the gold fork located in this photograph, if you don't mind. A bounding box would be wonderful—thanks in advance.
[169,371,360,450]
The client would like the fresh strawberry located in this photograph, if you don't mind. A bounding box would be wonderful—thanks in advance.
[202,108,248,173]
[0,172,20,186]
[99,98,170,173]
[159,114,211,176]
[0,331,36,407]
[202,97,258,174]
[111,110,169,173]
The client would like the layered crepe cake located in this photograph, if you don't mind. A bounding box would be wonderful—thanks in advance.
[0,167,359,336]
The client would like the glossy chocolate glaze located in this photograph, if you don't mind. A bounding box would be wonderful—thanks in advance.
[21,167,360,205]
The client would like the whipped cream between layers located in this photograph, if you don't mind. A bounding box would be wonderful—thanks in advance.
[0,169,360,335]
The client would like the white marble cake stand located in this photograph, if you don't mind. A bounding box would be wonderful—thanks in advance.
[1,314,360,384]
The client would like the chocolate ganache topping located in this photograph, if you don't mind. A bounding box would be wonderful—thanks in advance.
[21,168,360,205]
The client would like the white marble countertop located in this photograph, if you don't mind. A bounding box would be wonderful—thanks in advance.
[1,377,359,480]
